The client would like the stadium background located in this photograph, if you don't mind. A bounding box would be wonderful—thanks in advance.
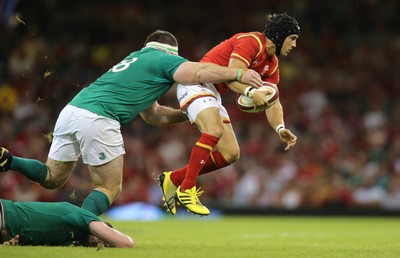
[0,0,399,215]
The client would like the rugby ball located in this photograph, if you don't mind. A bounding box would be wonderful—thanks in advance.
[237,82,279,113]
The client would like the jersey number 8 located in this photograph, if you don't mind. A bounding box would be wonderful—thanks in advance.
[110,58,138,72]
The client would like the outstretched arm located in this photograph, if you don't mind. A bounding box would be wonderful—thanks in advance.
[173,61,263,88]
[140,101,188,126]
[89,221,134,248]
[265,99,297,150]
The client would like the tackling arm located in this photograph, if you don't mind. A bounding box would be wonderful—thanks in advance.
[88,221,134,248]
[173,61,263,88]
[140,101,188,126]
[224,58,254,94]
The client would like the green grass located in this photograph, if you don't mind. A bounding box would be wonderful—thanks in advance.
[1,216,399,258]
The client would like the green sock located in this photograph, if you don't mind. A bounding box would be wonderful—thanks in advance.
[81,190,110,216]
[11,156,48,183]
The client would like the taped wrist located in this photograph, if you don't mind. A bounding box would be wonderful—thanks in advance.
[244,86,256,98]
[275,124,285,133]
[235,68,248,82]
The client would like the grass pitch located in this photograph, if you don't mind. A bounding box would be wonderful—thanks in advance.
[0,216,399,258]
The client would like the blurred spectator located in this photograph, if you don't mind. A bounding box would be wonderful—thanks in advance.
[1,0,399,212]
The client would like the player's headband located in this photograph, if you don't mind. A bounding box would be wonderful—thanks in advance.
[263,14,300,55]
[145,42,178,55]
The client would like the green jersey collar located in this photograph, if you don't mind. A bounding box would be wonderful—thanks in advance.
[145,42,178,55]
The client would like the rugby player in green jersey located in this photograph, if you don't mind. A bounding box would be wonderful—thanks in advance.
[0,199,134,247]
[0,30,265,215]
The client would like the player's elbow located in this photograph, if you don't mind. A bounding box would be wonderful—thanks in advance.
[142,114,159,126]
[140,104,162,126]
[115,237,135,248]
[123,238,135,248]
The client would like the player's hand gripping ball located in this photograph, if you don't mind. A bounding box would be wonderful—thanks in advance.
[237,81,279,113]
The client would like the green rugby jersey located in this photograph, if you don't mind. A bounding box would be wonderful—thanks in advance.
[69,45,187,124]
[1,199,102,246]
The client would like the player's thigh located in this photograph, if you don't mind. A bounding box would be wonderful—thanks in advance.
[177,83,219,124]
[194,107,224,137]
[74,109,125,166]
[44,158,77,188]
[87,155,123,194]
[215,123,240,163]
[48,105,82,163]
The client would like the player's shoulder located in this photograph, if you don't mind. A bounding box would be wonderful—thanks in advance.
[231,32,266,51]
[133,48,187,66]
[234,32,266,41]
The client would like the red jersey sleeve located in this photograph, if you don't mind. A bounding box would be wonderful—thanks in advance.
[230,33,264,67]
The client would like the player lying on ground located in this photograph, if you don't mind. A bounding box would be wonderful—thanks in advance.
[0,198,134,247]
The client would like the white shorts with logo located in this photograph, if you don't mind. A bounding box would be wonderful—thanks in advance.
[48,105,125,166]
[176,83,230,123]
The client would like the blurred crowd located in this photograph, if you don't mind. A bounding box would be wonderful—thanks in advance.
[0,0,400,212]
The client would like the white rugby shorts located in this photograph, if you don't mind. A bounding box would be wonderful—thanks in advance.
[48,105,125,166]
[176,83,230,123]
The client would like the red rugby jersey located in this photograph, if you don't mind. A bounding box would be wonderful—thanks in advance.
[201,32,279,94]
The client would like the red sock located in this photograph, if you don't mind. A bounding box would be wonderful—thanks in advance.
[180,133,219,191]
[200,151,229,175]
[170,166,187,186]
[170,151,230,186]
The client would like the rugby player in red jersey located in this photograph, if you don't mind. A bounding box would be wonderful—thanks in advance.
[159,13,299,215]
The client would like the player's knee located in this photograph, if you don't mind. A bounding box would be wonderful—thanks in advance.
[204,124,224,139]
[223,149,240,164]
[40,176,66,189]
[42,160,75,189]
[110,184,122,201]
